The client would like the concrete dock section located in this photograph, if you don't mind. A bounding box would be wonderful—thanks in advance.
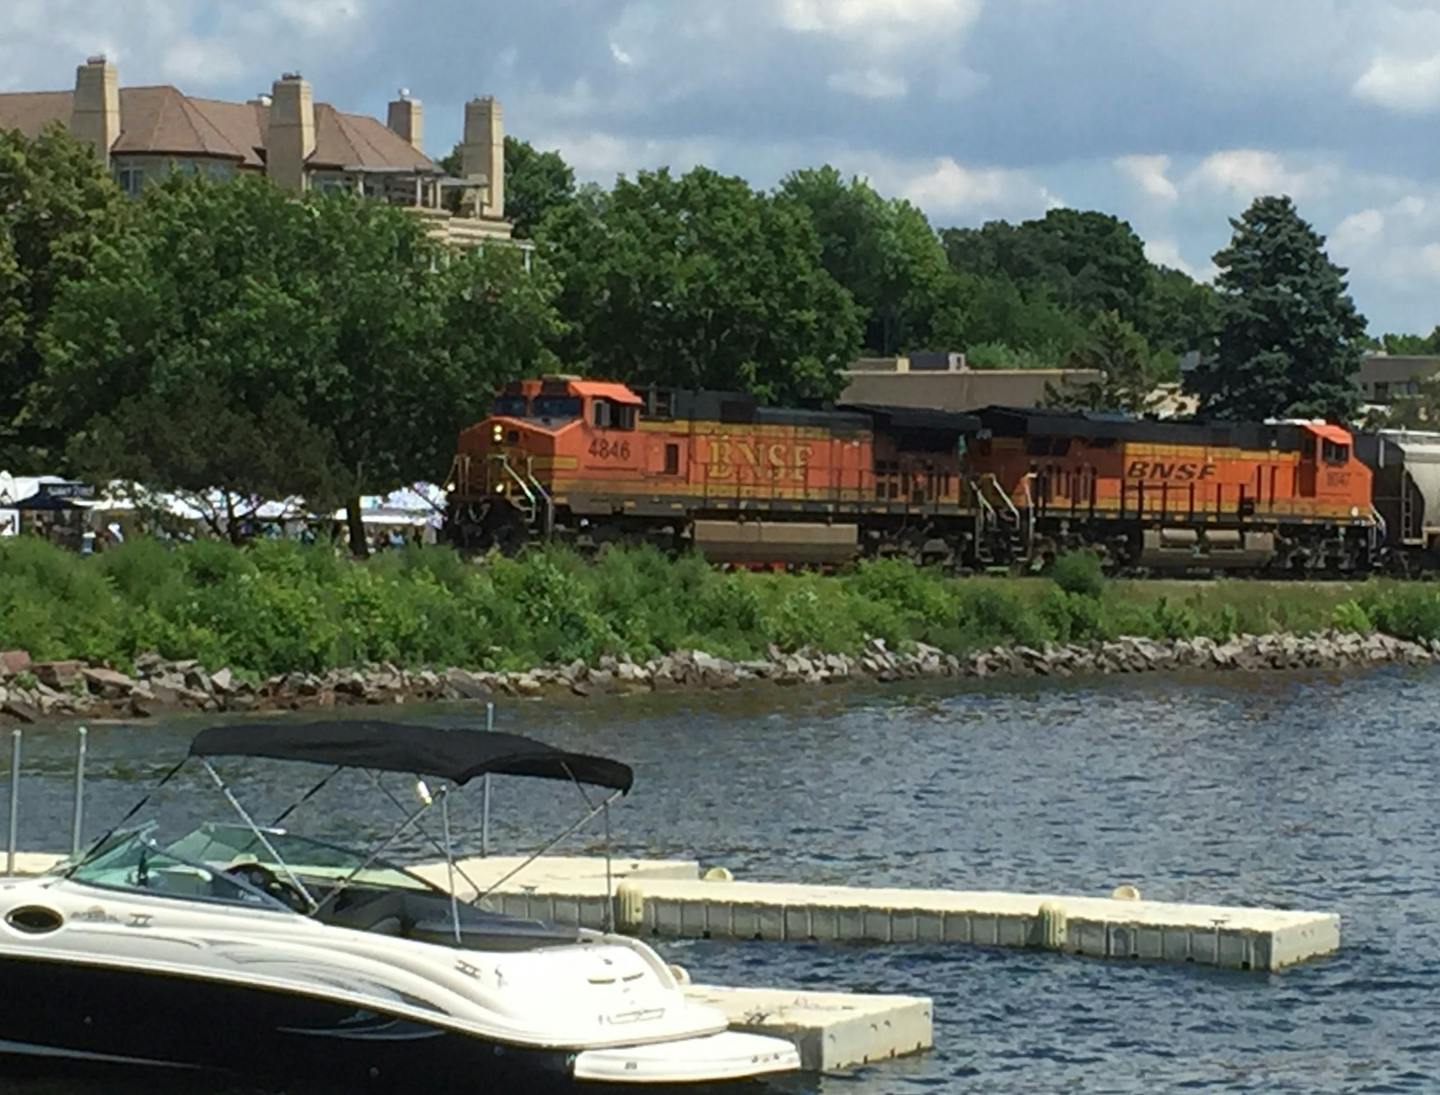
[454,860,1339,972]
[684,985,933,1072]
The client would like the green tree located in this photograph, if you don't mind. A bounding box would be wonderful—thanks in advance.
[1046,311,1158,414]
[776,166,962,355]
[1375,328,1440,356]
[440,136,577,239]
[943,209,1152,326]
[0,125,123,466]
[1186,196,1367,423]
[537,167,861,402]
[1140,265,1218,359]
[42,174,559,551]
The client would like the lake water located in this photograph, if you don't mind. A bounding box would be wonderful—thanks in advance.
[5,668,1439,1093]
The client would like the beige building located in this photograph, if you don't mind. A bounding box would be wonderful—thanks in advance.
[839,352,1101,413]
[0,56,513,247]
[1356,355,1440,402]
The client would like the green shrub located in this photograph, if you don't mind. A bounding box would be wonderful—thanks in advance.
[1331,600,1373,635]
[1050,550,1105,598]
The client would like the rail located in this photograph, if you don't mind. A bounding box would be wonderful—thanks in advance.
[4,726,90,876]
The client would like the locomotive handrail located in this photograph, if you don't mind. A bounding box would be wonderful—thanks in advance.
[493,453,539,526]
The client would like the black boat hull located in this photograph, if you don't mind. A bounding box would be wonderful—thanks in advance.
[0,953,576,1092]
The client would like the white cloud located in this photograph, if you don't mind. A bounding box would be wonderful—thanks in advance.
[827,68,907,100]
[780,0,981,36]
[162,37,246,84]
[877,155,1056,218]
[534,131,719,181]
[1115,154,1178,203]
[609,42,635,67]
[1143,238,1196,278]
[1188,149,1331,201]
[1330,208,1386,255]
[1353,51,1440,113]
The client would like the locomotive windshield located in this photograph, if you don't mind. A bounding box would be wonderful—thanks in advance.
[533,395,582,420]
[492,395,530,417]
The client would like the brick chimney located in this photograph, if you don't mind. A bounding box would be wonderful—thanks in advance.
[267,72,315,192]
[386,89,423,152]
[71,55,120,168]
[460,96,504,219]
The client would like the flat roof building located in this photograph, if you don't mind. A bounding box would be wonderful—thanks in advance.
[838,352,1101,413]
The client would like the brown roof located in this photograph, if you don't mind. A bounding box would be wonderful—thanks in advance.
[0,85,434,173]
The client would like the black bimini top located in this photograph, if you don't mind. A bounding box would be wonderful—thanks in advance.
[190,720,633,793]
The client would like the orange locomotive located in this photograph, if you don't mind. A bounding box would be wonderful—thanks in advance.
[446,376,981,563]
[968,408,1379,571]
[445,378,1381,572]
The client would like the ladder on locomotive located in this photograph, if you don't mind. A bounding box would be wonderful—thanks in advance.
[970,474,1029,563]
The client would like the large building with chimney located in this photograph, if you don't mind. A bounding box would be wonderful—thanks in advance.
[0,56,513,246]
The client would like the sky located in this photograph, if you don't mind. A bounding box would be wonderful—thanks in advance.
[5,0,1440,334]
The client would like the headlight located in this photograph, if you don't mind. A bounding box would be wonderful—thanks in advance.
[491,424,503,443]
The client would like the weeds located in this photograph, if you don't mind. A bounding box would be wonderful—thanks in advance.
[0,537,1432,676]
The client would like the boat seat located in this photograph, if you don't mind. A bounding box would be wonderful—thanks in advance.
[317,887,575,951]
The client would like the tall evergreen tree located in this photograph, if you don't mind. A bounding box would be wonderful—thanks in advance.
[1046,311,1159,415]
[1187,196,1367,423]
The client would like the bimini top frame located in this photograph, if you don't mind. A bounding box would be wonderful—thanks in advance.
[71,719,633,939]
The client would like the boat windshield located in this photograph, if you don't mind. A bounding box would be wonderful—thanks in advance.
[165,822,437,894]
[68,824,291,912]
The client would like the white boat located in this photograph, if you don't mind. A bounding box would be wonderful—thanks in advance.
[0,720,800,1089]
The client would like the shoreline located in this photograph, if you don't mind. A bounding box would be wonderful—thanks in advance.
[2,630,1434,726]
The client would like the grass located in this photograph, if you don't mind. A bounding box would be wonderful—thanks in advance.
[0,538,1431,677]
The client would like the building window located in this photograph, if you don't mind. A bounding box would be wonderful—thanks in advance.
[205,162,235,181]
[664,444,680,475]
[114,165,145,197]
[1374,382,1390,400]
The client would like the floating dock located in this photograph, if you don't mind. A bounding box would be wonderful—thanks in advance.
[428,857,1339,972]
[684,985,933,1072]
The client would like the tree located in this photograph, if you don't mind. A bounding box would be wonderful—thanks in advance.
[537,167,861,402]
[0,125,123,466]
[1139,265,1218,359]
[1375,328,1440,356]
[776,166,960,355]
[1046,311,1159,414]
[943,209,1152,327]
[1186,196,1367,423]
[441,136,577,239]
[42,174,560,552]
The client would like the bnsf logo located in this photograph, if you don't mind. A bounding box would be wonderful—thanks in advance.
[1126,461,1217,481]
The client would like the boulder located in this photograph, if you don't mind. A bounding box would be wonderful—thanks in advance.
[442,668,491,700]
[209,668,238,695]
[81,667,136,699]
[33,660,83,688]
[1,699,38,724]
[0,650,31,677]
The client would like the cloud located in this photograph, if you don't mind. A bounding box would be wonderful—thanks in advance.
[609,42,635,67]
[1188,149,1332,201]
[827,68,908,100]
[780,0,981,37]
[1143,238,1197,278]
[1353,51,1440,114]
[1115,154,1178,203]
[1330,208,1386,255]
[878,155,1058,219]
